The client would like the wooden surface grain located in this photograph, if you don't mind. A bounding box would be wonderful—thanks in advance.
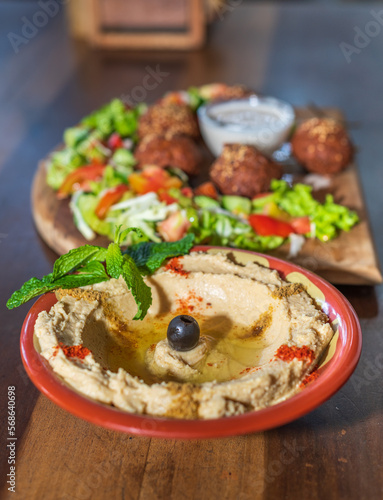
[1,2,383,500]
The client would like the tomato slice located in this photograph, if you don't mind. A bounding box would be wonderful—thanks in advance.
[249,214,294,238]
[158,190,178,205]
[194,182,219,200]
[107,133,124,150]
[142,165,168,181]
[165,177,183,190]
[128,166,182,195]
[95,185,129,219]
[157,212,191,242]
[291,216,311,235]
[58,164,106,198]
[128,172,153,194]
[181,187,194,198]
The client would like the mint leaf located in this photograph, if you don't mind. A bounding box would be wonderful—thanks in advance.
[53,269,109,290]
[6,262,110,310]
[105,243,123,279]
[7,277,55,310]
[121,255,152,320]
[75,261,109,280]
[53,245,107,280]
[124,234,195,273]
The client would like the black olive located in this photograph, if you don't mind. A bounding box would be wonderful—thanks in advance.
[167,315,200,352]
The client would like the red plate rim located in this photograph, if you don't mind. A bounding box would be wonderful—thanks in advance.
[20,246,362,439]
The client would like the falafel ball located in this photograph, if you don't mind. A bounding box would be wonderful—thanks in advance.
[210,144,283,198]
[291,118,353,175]
[134,135,202,176]
[138,102,199,140]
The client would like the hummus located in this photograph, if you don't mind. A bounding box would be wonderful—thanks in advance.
[34,252,334,419]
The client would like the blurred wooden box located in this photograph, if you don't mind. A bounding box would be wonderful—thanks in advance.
[67,0,206,50]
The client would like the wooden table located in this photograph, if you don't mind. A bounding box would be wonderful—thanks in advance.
[1,2,382,499]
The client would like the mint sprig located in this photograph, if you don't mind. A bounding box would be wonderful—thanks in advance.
[7,227,195,320]
[124,233,195,274]
[105,226,152,320]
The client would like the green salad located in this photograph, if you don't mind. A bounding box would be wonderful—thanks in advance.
[45,86,359,254]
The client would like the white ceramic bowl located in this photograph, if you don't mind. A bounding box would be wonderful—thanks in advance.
[197,95,295,157]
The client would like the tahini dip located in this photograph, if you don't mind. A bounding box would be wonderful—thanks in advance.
[198,96,295,156]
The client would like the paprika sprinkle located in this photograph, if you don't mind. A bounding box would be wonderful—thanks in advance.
[59,343,91,360]
[275,344,315,363]
[164,257,189,277]
[300,369,320,388]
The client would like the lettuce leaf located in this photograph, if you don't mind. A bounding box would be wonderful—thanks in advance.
[46,148,85,190]
[262,180,359,241]
[81,99,140,139]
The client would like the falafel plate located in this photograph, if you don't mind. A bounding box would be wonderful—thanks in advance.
[44,83,358,253]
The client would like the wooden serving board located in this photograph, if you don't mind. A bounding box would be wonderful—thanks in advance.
[31,108,382,285]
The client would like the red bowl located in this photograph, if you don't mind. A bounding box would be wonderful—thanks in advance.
[20,247,362,439]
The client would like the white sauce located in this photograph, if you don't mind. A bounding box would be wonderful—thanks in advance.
[209,102,288,131]
[198,96,295,157]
